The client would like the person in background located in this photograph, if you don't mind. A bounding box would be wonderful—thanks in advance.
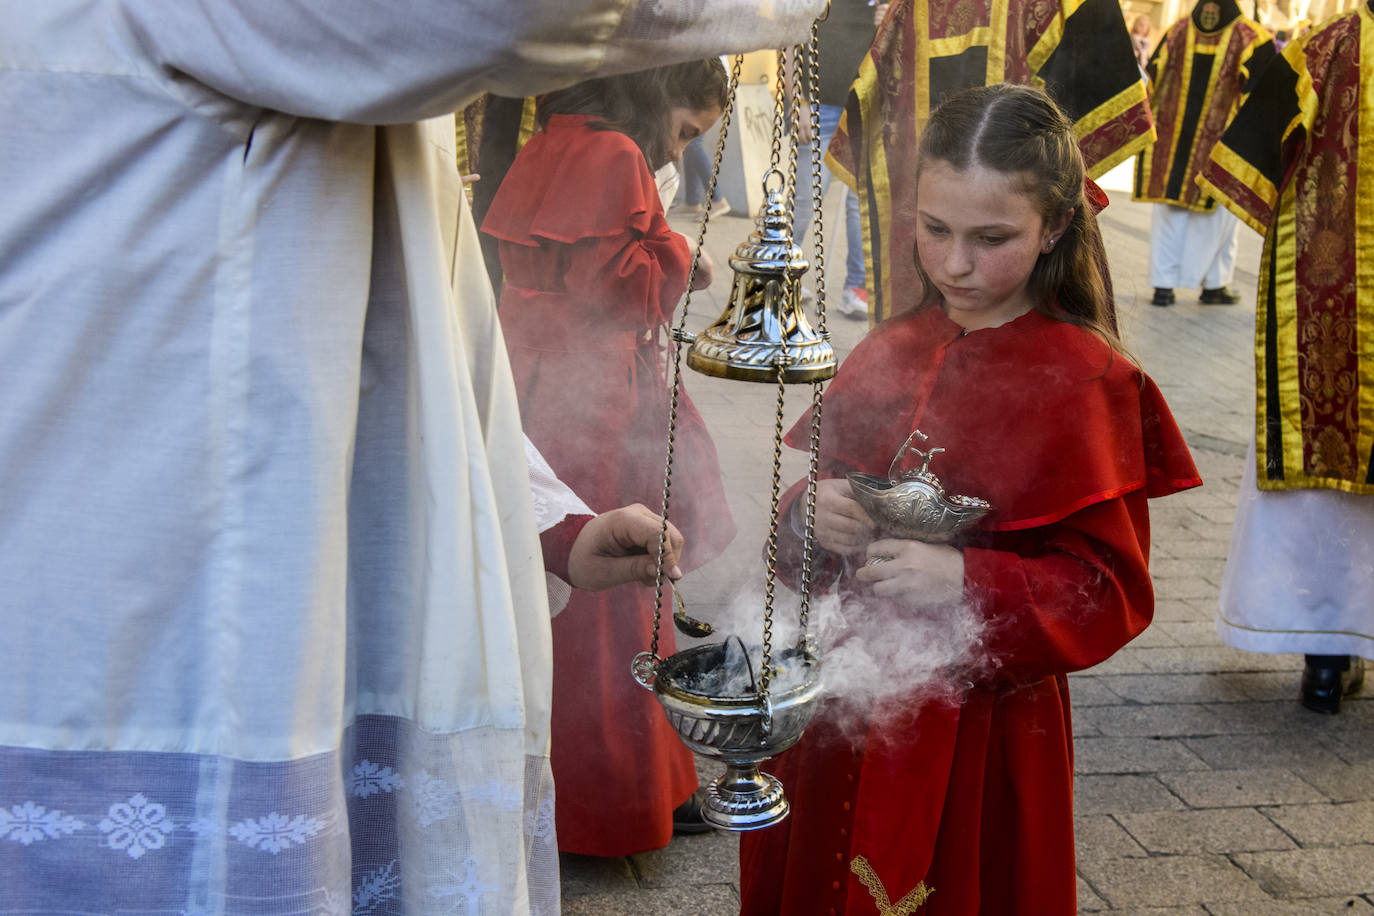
[792,0,881,319]
[738,84,1200,914]
[671,133,733,219]
[1132,13,1155,72]
[1200,1,1374,714]
[0,2,823,911]
[1132,0,1274,307]
[826,0,1153,324]
[483,60,738,856]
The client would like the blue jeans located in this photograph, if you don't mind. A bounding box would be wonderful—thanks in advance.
[793,103,866,291]
[681,136,724,207]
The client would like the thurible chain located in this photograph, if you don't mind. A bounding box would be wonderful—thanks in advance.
[798,15,829,640]
[649,55,743,663]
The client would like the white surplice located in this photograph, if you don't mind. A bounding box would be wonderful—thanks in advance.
[0,2,824,911]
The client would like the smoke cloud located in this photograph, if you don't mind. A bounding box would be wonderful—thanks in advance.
[683,570,993,741]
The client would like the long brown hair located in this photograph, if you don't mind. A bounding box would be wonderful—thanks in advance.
[913,84,1123,352]
[537,59,729,171]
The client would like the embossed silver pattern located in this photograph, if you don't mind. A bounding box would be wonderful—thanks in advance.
[847,430,993,543]
[686,186,836,384]
[654,642,821,830]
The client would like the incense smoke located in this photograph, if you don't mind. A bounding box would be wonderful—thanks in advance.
[690,570,993,741]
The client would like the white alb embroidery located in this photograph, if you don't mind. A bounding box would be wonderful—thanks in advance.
[525,794,556,845]
[351,760,404,798]
[427,856,497,916]
[411,770,458,827]
[98,793,173,859]
[0,801,85,845]
[353,861,402,915]
[228,811,326,853]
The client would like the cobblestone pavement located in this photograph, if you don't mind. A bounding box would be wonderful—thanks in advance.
[557,175,1374,915]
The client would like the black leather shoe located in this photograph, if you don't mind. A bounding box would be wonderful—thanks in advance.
[672,788,715,835]
[1301,655,1365,714]
[1151,287,1176,306]
[1199,286,1242,304]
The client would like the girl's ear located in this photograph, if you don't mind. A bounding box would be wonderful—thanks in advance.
[1042,207,1075,252]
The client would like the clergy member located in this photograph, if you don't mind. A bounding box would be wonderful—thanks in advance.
[1200,1,1374,714]
[0,2,824,911]
[1133,0,1274,307]
[826,0,1155,323]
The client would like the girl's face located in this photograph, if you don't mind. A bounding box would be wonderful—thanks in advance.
[665,105,723,168]
[915,161,1068,332]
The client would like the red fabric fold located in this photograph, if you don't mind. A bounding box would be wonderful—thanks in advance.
[1085,175,1110,214]
[784,305,1201,534]
[539,513,594,585]
[481,114,662,245]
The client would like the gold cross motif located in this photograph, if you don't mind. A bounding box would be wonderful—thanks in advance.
[850,855,933,916]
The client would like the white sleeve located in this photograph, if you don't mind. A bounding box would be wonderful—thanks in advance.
[654,161,682,213]
[117,0,827,124]
[526,435,593,616]
[526,435,592,533]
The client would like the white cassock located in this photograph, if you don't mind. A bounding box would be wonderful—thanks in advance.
[1217,442,1374,661]
[1149,203,1241,290]
[0,2,824,912]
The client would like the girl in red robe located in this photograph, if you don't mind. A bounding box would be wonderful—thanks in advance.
[738,84,1202,914]
[482,61,736,856]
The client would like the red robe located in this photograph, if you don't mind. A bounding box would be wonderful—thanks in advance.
[739,306,1200,914]
[483,114,736,856]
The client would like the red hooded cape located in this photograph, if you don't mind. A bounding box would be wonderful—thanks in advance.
[485,114,735,856]
[739,304,1199,914]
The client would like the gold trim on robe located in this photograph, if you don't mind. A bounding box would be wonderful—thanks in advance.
[1133,15,1274,211]
[1199,3,1374,493]
[827,0,1155,323]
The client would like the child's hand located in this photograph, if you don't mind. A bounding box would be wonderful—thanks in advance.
[813,478,878,557]
[854,538,965,608]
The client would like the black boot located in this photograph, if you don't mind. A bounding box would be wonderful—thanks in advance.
[1199,286,1242,304]
[1300,654,1365,714]
[1151,287,1176,307]
[672,788,715,835]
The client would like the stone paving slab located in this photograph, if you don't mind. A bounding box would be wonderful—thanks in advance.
[630,828,740,888]
[561,884,741,915]
[1077,853,1270,908]
[1075,774,1189,816]
[1157,767,1328,808]
[1075,736,1211,774]
[557,183,1374,910]
[1183,734,1350,770]
[1205,899,1374,915]
[1072,703,1232,738]
[1090,673,1253,705]
[1079,875,1113,911]
[1294,761,1374,803]
[1195,700,1341,735]
[1076,815,1151,860]
[1114,808,1297,855]
[1233,845,1374,897]
[1259,802,1374,848]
